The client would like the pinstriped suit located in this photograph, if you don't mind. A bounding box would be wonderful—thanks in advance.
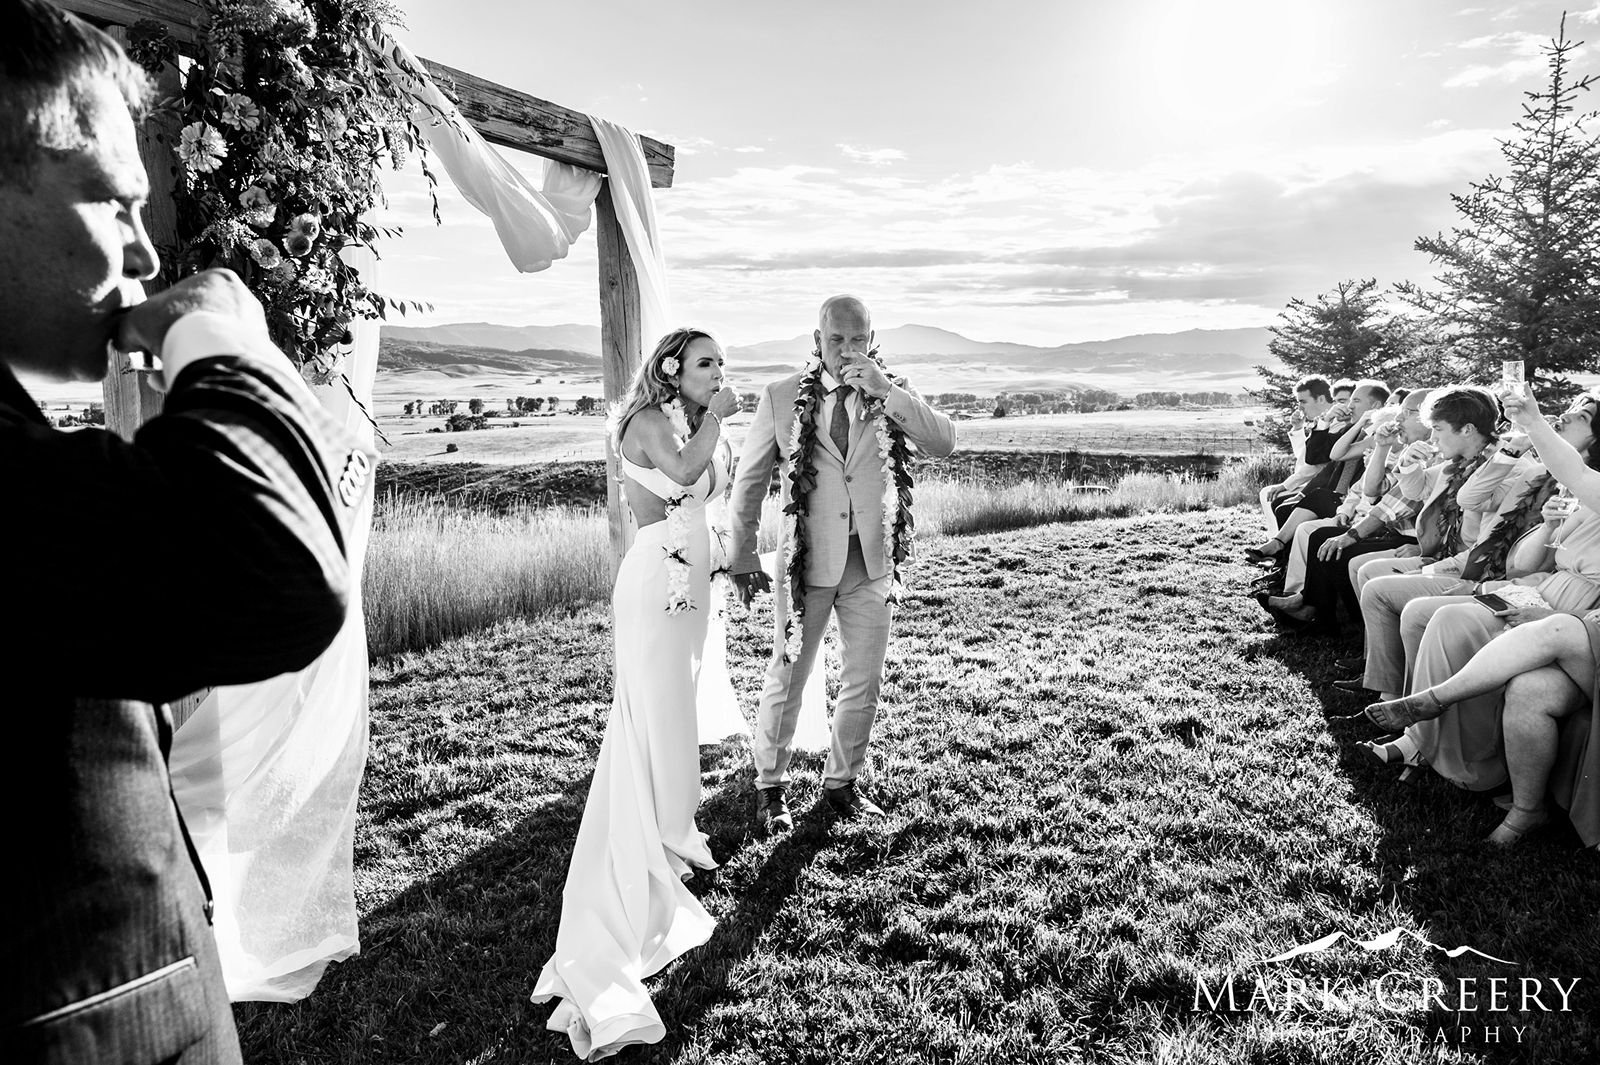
[3,352,365,1064]
[729,368,955,789]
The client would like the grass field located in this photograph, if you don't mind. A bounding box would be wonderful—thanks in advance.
[361,466,1277,658]
[375,408,1269,465]
[238,506,1599,1064]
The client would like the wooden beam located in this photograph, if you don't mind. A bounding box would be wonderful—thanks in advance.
[57,0,675,186]
[420,60,674,188]
[595,182,641,573]
[104,24,210,728]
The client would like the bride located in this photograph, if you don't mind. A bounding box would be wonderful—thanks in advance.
[532,327,741,1060]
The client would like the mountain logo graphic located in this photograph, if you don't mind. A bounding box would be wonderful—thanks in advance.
[1259,928,1515,967]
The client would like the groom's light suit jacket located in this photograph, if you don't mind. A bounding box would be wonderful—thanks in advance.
[729,369,956,592]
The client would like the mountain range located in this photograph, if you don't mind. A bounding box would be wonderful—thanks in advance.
[380,322,1278,394]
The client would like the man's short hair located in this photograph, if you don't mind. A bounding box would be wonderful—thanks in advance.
[1331,378,1356,396]
[1293,375,1332,401]
[1420,386,1499,439]
[1353,378,1390,403]
[1390,387,1411,405]
[0,0,150,186]
[818,294,870,330]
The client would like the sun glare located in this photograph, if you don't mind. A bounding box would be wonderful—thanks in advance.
[1136,0,1341,141]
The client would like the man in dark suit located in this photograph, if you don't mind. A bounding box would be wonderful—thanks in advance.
[2,3,367,1061]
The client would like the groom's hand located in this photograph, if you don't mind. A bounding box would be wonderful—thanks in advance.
[840,352,891,400]
[732,571,772,606]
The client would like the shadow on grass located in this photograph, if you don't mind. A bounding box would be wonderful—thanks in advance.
[1247,586,1600,1061]
[235,740,838,1065]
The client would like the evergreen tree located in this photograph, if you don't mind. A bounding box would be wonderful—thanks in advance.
[1397,16,1600,401]
[1249,279,1401,446]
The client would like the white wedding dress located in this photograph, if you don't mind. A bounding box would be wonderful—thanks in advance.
[531,448,732,1060]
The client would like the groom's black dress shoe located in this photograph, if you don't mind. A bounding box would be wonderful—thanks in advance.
[823,782,884,820]
[755,786,792,837]
[1331,677,1372,695]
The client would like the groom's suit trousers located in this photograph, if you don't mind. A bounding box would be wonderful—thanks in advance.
[755,536,892,789]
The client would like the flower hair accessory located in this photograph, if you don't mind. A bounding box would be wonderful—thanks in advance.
[780,346,917,661]
[661,355,681,376]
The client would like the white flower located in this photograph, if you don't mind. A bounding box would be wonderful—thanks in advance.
[220,93,260,131]
[248,238,282,268]
[177,122,226,173]
[661,355,680,376]
[287,212,322,240]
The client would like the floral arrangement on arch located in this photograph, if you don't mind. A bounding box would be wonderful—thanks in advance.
[126,0,441,385]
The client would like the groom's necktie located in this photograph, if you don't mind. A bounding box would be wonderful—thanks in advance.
[830,384,853,458]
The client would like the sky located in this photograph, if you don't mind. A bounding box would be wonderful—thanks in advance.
[370,0,1600,346]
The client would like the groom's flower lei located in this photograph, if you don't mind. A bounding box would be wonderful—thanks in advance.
[781,348,917,662]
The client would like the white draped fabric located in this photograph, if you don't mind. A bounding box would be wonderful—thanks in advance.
[169,282,379,1002]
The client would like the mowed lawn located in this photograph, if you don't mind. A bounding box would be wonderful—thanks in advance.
[236,507,1600,1064]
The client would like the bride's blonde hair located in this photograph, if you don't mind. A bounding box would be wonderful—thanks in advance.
[607,326,717,458]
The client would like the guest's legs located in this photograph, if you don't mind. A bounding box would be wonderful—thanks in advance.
[1362,581,1464,697]
[1280,518,1338,598]
[1502,666,1586,812]
[1426,613,1594,706]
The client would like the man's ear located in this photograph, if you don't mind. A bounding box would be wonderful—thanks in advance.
[813,328,822,350]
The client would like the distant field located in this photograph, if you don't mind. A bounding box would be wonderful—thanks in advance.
[376,407,1271,465]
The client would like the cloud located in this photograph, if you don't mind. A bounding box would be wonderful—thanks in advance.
[838,144,907,165]
[1444,29,1551,87]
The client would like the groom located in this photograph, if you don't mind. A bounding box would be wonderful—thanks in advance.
[729,295,956,833]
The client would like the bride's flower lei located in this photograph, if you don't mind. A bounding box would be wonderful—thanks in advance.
[781,348,916,661]
[660,397,696,614]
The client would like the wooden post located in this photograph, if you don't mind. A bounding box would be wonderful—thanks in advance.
[596,180,641,574]
[108,26,208,726]
[104,26,180,442]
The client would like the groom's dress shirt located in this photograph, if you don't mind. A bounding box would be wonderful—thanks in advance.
[819,368,859,533]
[3,314,369,1064]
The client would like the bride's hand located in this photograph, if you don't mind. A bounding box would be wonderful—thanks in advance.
[707,386,740,423]
[732,571,771,606]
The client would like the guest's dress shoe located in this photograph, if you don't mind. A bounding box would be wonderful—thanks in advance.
[755,786,792,837]
[1334,655,1366,672]
[1331,677,1371,695]
[822,781,884,820]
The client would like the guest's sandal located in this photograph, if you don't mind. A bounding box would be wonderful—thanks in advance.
[1344,689,1448,730]
[1486,806,1549,848]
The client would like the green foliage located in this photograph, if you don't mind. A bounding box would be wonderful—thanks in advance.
[129,0,437,378]
[1398,16,1600,402]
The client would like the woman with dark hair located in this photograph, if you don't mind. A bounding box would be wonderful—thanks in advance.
[533,328,741,1059]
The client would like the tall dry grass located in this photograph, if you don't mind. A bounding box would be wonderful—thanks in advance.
[363,496,610,658]
[365,457,1287,657]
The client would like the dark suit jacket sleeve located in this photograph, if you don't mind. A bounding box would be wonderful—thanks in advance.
[1302,425,1339,466]
[3,355,365,704]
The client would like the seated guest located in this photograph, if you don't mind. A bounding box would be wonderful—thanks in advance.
[3,4,366,1061]
[1358,611,1596,849]
[1256,392,1423,611]
[1357,388,1600,800]
[1257,375,1337,536]
[1343,393,1600,700]
[1248,379,1389,562]
[1270,387,1498,631]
